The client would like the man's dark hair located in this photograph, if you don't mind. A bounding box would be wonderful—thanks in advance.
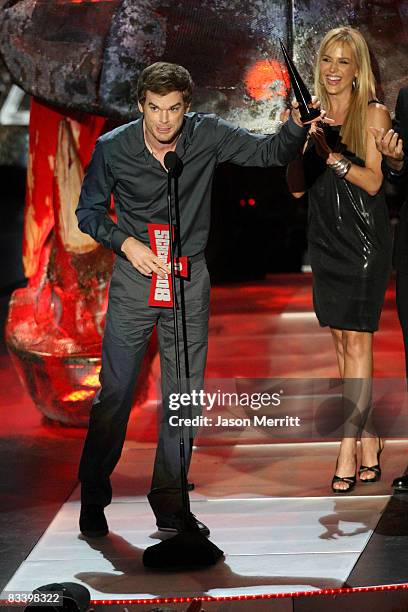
[137,62,194,106]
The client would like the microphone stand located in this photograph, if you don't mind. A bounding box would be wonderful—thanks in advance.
[142,152,223,569]
[166,164,191,530]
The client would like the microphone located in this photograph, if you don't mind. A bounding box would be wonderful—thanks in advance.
[164,151,183,178]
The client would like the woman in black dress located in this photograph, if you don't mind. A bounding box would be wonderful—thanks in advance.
[287,26,392,492]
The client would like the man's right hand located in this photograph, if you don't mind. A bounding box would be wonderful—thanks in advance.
[121,237,169,278]
[370,126,405,171]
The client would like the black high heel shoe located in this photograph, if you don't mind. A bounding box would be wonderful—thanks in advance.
[359,437,384,483]
[332,458,357,494]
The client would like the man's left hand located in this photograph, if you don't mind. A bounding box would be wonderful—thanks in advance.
[370,126,405,172]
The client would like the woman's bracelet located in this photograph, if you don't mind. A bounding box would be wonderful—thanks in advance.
[327,156,352,179]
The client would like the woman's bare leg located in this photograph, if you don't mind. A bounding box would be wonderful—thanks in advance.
[343,331,380,480]
[332,330,373,491]
[330,327,345,378]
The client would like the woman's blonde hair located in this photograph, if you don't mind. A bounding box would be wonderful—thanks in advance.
[314,26,376,160]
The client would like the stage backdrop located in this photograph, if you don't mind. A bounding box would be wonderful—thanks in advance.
[1,0,407,425]
[0,0,407,129]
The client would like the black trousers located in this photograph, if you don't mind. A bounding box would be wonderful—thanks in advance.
[397,269,408,379]
[394,200,408,379]
[78,256,210,520]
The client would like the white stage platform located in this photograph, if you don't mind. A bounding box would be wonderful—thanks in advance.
[4,440,406,605]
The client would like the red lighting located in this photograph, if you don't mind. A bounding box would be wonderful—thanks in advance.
[245,59,290,101]
[82,366,101,387]
[248,198,256,206]
[239,198,246,207]
[62,389,96,402]
[71,583,408,606]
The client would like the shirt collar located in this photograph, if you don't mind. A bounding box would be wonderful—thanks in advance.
[133,114,193,156]
[133,117,147,155]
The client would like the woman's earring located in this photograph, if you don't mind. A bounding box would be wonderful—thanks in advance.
[352,77,358,90]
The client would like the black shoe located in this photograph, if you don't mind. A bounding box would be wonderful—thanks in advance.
[359,464,381,483]
[392,475,408,491]
[359,437,384,483]
[157,512,210,536]
[331,474,356,494]
[79,504,109,537]
[331,457,356,494]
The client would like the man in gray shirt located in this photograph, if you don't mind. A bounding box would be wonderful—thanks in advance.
[76,61,322,538]
[371,89,408,492]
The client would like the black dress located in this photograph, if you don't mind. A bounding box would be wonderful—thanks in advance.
[304,124,392,332]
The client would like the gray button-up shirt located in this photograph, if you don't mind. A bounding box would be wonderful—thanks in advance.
[76,113,307,257]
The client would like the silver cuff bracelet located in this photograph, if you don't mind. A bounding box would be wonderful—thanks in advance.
[328,156,352,179]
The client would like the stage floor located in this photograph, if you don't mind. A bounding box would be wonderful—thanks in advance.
[2,273,408,609]
[3,439,408,606]
[1,440,403,601]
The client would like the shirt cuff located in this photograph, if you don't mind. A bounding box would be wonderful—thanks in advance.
[111,228,131,258]
[286,115,309,137]
[389,157,407,175]
[382,156,407,180]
